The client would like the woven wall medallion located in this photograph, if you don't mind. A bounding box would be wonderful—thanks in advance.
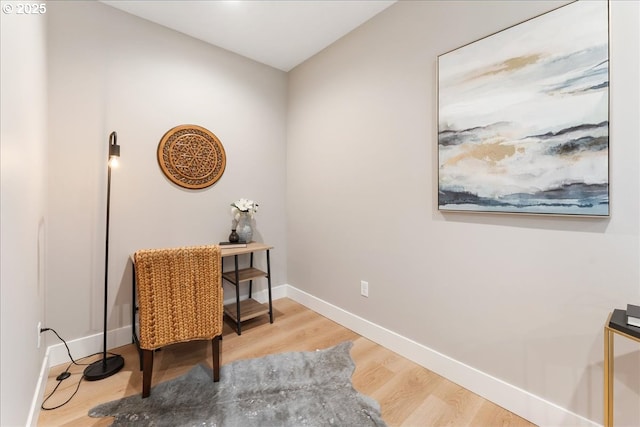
[157,125,226,189]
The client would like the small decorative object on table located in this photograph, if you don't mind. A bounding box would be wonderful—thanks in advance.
[219,241,247,249]
[231,198,258,243]
[627,303,640,328]
[228,229,239,243]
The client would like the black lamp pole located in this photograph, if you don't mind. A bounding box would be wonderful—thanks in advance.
[84,131,125,381]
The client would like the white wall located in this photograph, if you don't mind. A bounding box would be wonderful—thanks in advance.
[0,6,48,426]
[287,1,640,425]
[46,1,287,343]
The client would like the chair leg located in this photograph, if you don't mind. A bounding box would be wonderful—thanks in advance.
[137,346,143,371]
[142,349,154,398]
[212,336,221,382]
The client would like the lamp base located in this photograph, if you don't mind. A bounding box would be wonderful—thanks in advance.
[83,354,124,381]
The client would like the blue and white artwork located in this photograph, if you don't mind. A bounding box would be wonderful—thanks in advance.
[438,0,609,216]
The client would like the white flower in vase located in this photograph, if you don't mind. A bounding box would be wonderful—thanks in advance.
[230,198,259,220]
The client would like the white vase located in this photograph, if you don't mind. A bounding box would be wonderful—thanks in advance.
[237,212,253,243]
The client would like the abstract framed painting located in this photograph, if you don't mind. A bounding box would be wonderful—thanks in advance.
[437,0,609,216]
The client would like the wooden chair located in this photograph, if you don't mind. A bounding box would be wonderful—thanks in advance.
[133,245,223,398]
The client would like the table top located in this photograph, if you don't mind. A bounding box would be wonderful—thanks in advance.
[607,309,640,341]
[220,242,273,257]
[131,242,273,263]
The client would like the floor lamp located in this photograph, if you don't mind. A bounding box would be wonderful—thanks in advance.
[84,131,125,381]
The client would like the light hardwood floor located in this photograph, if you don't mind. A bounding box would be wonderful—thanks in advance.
[38,298,536,426]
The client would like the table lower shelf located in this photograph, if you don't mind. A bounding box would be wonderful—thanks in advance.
[224,298,269,323]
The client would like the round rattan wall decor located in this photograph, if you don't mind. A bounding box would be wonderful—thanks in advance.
[157,124,226,189]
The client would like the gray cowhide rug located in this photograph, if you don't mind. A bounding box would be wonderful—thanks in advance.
[89,341,387,426]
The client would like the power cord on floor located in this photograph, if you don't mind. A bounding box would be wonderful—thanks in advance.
[39,327,118,411]
[40,359,82,410]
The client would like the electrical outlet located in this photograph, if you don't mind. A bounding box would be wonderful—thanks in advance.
[360,280,369,297]
[37,322,42,348]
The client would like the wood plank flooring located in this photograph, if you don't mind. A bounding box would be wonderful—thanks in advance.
[37,298,536,426]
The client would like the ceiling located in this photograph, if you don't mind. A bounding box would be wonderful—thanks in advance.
[101,0,396,72]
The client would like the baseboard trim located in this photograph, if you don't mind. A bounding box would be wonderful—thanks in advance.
[37,283,597,427]
[284,285,599,427]
[27,347,50,427]
[47,324,132,367]
[46,284,290,366]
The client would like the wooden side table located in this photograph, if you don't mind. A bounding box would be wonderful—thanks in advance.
[221,242,273,335]
[604,309,640,427]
